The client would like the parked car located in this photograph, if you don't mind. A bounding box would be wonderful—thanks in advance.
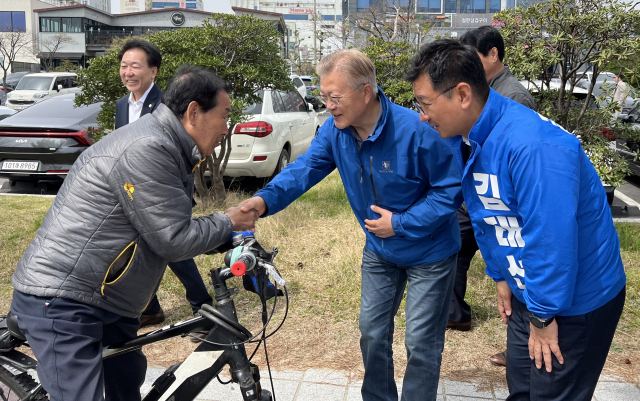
[305,88,325,111]
[221,89,319,179]
[0,93,102,183]
[614,109,640,177]
[6,72,81,111]
[0,106,16,121]
[300,75,319,91]
[290,74,307,99]
[4,71,32,92]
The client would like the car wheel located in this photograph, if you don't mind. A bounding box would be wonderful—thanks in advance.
[270,148,289,180]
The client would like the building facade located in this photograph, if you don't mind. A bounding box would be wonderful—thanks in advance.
[33,5,286,68]
[229,0,342,65]
[0,0,58,73]
[151,0,204,10]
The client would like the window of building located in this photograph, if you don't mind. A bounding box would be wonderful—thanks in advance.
[61,17,82,33]
[490,0,500,12]
[445,0,457,12]
[186,2,197,8]
[0,12,26,32]
[459,0,486,12]
[41,17,84,33]
[418,0,442,13]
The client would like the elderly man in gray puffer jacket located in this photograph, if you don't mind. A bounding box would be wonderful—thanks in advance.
[9,65,259,401]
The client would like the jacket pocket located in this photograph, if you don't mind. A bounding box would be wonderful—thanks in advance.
[101,240,138,296]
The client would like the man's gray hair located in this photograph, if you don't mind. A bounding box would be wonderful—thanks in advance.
[316,49,378,95]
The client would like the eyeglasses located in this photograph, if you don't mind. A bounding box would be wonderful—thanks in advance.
[413,84,457,114]
[320,83,365,108]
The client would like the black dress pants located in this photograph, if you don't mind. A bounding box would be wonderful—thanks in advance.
[506,288,625,401]
[448,207,479,324]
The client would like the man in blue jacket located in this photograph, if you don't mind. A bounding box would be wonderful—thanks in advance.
[239,49,462,401]
[407,39,626,400]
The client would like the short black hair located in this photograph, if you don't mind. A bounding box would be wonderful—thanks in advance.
[163,65,230,119]
[459,26,505,62]
[118,39,162,70]
[406,39,490,103]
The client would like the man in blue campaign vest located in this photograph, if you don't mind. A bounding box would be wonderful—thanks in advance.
[407,39,626,400]
[238,49,462,401]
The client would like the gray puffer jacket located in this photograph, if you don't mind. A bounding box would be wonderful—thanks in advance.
[11,104,233,318]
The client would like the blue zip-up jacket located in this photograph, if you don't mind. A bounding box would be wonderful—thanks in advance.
[448,89,626,318]
[256,89,462,266]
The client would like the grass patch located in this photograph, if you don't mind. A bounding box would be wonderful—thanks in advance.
[1,177,639,383]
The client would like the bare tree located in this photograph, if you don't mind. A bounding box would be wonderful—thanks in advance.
[0,29,33,89]
[350,0,418,47]
[40,34,76,72]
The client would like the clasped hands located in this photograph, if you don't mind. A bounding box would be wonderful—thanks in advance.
[225,198,395,238]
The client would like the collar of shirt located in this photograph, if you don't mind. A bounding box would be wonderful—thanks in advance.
[128,82,155,123]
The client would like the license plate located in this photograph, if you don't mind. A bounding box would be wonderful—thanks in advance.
[2,161,39,171]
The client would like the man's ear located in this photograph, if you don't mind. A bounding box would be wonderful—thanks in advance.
[183,101,199,127]
[491,47,499,63]
[151,66,158,80]
[363,83,374,102]
[456,82,473,110]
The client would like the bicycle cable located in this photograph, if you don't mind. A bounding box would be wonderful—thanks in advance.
[188,265,289,348]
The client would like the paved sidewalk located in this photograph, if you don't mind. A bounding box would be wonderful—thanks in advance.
[143,367,640,401]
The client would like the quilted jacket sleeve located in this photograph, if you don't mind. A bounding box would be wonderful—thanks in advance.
[107,136,233,262]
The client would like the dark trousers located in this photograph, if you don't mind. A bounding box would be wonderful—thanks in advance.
[144,258,213,315]
[506,288,625,401]
[10,290,146,401]
[448,207,479,324]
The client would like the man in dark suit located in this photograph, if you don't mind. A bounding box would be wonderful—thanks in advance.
[115,39,213,328]
[115,40,162,129]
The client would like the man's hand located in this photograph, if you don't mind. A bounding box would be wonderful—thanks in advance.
[529,320,564,372]
[239,196,267,217]
[364,205,395,238]
[224,206,259,231]
[496,281,512,324]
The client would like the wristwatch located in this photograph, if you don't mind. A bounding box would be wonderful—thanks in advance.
[529,315,555,329]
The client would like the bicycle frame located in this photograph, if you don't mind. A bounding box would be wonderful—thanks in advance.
[0,248,280,401]
[105,265,273,401]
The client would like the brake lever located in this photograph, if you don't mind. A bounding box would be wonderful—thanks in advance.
[257,260,286,286]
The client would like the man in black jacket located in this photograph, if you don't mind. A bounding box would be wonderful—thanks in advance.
[115,39,213,327]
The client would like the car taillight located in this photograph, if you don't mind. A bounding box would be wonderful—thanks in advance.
[234,121,273,137]
[600,127,616,141]
[0,129,94,146]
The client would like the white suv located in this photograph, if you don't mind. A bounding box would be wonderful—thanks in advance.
[222,89,319,179]
[6,72,81,111]
[290,75,307,99]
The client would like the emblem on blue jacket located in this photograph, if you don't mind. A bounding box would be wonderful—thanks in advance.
[380,160,393,173]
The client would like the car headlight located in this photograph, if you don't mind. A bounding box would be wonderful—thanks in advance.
[6,92,11,99]
[33,92,49,99]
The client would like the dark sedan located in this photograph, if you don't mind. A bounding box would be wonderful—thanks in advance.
[0,93,102,182]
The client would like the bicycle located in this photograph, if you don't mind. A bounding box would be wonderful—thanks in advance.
[0,232,288,401]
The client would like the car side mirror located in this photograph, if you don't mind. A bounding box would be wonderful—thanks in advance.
[307,103,313,111]
[57,84,62,91]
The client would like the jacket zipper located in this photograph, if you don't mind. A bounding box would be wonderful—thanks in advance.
[101,241,138,296]
[369,156,378,206]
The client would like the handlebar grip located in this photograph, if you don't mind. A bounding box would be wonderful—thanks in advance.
[231,260,247,276]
